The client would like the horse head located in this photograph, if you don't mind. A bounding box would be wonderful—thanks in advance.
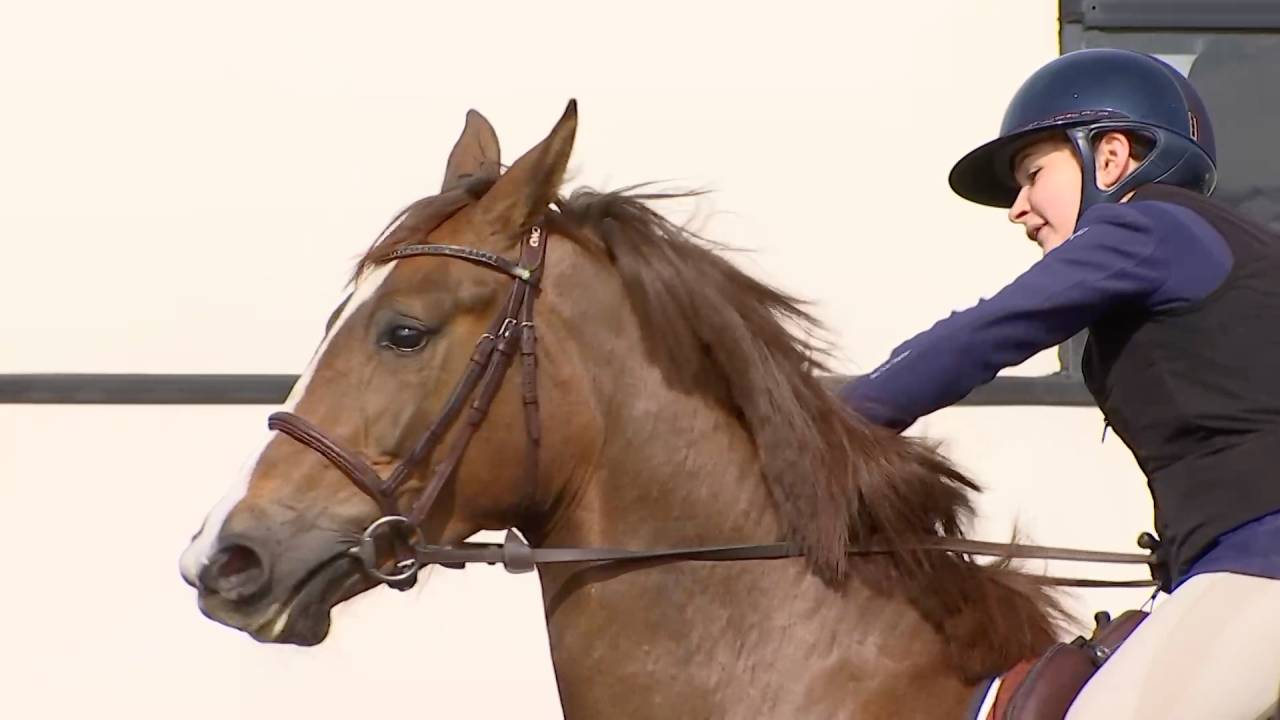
[180,103,596,644]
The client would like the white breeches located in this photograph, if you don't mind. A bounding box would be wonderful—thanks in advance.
[1066,572,1280,720]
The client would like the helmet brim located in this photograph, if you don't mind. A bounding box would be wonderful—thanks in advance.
[948,126,1059,209]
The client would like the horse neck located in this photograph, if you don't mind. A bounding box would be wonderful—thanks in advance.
[527,235,785,552]
[543,373,782,550]
[527,297,970,718]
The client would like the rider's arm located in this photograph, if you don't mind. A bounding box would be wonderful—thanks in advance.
[838,202,1230,432]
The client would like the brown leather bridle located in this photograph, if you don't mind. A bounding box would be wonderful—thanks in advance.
[266,224,1160,592]
[268,225,547,589]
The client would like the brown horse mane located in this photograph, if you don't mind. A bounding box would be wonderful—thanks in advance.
[357,181,1067,680]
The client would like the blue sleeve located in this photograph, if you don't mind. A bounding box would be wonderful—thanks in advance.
[839,204,1179,432]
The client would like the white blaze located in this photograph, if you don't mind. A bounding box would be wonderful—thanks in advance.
[179,262,397,586]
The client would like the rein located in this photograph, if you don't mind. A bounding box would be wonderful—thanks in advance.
[355,520,1157,588]
[267,224,1158,591]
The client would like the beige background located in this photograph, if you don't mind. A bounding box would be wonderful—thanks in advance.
[0,1,1157,718]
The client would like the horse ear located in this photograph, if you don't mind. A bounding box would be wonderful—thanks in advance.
[441,110,501,192]
[472,100,577,237]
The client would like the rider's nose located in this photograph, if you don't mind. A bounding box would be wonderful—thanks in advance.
[1008,185,1032,225]
[197,536,271,602]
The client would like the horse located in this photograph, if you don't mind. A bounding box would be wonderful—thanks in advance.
[179,101,1069,719]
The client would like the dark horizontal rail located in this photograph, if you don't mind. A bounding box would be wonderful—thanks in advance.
[0,374,298,405]
[0,373,1096,407]
[956,374,1094,406]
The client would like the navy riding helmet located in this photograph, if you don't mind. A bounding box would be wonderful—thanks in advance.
[949,48,1218,216]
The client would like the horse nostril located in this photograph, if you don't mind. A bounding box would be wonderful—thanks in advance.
[199,542,270,603]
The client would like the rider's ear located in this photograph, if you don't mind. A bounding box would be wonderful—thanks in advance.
[470,100,577,244]
[1094,131,1134,191]
[441,110,501,192]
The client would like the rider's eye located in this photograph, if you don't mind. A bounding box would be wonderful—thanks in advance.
[381,323,432,353]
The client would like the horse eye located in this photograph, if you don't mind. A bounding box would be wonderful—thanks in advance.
[382,324,431,353]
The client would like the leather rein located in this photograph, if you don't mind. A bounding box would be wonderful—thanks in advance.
[267,225,1158,591]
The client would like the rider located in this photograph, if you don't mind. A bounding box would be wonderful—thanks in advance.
[839,48,1280,718]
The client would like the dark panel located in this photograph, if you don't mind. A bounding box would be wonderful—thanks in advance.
[1061,6,1280,233]
[1079,0,1280,29]
[1057,330,1089,376]
[0,373,1095,407]
[1188,38,1280,231]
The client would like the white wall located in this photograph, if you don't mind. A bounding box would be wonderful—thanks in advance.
[0,1,1158,718]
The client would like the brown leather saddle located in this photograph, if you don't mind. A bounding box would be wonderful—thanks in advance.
[983,608,1149,719]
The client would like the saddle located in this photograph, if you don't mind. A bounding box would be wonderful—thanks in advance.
[976,608,1149,720]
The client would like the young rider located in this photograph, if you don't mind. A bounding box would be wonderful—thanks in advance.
[839,49,1280,718]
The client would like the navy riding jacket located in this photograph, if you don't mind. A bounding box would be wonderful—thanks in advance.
[838,199,1280,589]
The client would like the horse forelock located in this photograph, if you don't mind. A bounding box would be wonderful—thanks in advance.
[353,176,497,281]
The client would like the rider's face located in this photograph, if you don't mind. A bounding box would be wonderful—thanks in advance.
[1008,138,1083,255]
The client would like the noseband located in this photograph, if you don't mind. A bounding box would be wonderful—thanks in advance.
[266,224,1159,592]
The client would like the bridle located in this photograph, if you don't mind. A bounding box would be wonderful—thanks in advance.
[267,224,1159,592]
[268,224,548,590]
